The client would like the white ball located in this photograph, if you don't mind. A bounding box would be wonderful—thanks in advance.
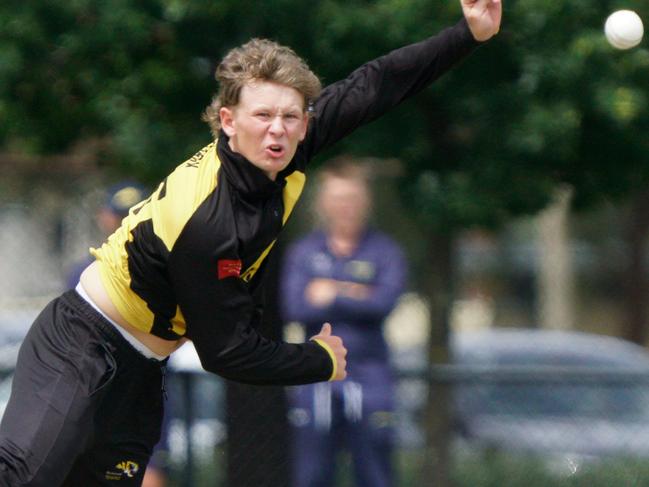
[605,10,644,50]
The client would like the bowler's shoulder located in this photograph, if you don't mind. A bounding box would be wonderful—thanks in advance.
[173,141,218,175]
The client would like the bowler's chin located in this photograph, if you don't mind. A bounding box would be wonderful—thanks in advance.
[258,157,291,178]
[251,159,286,180]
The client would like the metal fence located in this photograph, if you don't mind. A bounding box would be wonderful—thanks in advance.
[155,364,649,487]
[4,350,649,486]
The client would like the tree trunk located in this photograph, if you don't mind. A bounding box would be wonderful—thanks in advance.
[423,231,456,487]
[624,189,649,345]
[536,186,575,330]
[226,248,290,487]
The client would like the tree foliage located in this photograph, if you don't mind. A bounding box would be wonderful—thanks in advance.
[2,0,649,225]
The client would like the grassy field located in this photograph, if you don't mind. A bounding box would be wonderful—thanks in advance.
[164,447,649,487]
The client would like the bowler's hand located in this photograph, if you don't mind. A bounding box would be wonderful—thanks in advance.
[311,323,348,381]
[461,0,502,42]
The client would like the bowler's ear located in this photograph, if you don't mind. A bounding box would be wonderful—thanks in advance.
[299,111,309,142]
[220,107,235,137]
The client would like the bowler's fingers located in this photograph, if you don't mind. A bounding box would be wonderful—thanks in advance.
[320,322,332,337]
[461,0,502,41]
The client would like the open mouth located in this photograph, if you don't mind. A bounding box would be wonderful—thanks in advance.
[266,145,285,157]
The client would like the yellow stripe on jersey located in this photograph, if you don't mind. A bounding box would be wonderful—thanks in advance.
[312,338,338,381]
[240,170,306,282]
[152,143,219,251]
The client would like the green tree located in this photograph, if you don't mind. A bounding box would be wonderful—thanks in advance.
[4,1,649,209]
[299,1,649,483]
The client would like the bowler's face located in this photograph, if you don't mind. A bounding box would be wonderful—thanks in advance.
[220,81,309,180]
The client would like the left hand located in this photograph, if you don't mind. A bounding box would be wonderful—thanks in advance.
[461,0,502,42]
[311,323,348,381]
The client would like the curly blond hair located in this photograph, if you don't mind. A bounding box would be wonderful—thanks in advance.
[202,38,322,138]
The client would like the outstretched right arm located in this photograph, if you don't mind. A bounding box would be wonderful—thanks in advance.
[302,0,502,160]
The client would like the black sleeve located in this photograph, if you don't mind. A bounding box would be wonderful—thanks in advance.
[302,18,479,159]
[168,233,333,386]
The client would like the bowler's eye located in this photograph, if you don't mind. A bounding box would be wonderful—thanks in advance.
[284,113,300,121]
[255,111,271,120]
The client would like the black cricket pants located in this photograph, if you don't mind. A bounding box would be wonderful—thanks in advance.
[0,290,167,486]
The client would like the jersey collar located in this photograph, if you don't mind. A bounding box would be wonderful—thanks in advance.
[216,133,286,200]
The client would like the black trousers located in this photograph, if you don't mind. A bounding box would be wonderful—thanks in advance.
[0,290,166,487]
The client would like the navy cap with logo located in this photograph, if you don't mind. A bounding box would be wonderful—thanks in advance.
[105,181,147,217]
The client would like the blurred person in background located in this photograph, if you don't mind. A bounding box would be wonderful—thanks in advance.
[0,1,500,485]
[66,181,148,290]
[281,158,407,487]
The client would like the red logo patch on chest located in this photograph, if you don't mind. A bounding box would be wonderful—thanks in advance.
[217,259,242,279]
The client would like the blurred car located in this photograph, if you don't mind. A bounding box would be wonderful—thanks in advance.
[450,329,649,473]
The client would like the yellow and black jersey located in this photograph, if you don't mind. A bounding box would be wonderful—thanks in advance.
[92,140,304,339]
[90,19,477,385]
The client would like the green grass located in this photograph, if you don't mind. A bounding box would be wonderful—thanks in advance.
[165,447,649,487]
